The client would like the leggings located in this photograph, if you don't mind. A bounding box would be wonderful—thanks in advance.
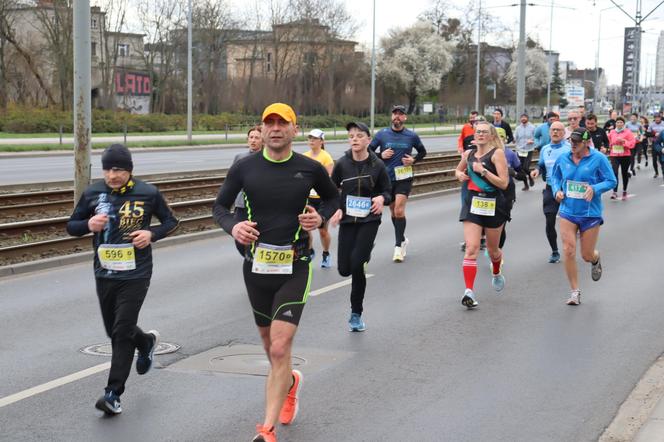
[545,212,558,253]
[611,156,631,192]
[636,141,649,164]
[338,221,380,315]
[653,148,663,175]
[629,145,638,171]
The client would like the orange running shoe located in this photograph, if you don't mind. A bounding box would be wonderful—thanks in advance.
[279,369,302,425]
[252,424,276,442]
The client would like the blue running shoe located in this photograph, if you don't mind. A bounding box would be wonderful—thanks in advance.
[321,252,331,269]
[348,313,366,332]
[136,330,160,375]
[461,289,478,309]
[548,251,561,263]
[95,390,122,415]
[492,273,505,292]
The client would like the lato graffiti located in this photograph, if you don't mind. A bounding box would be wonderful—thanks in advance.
[115,71,151,96]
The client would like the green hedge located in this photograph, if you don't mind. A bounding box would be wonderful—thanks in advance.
[0,107,459,134]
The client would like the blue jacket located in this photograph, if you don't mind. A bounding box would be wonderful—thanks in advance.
[369,127,427,181]
[551,149,617,218]
[538,141,571,185]
[534,122,551,148]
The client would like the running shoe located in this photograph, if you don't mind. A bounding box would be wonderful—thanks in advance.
[622,191,628,201]
[393,246,403,262]
[348,313,366,332]
[400,237,410,258]
[460,242,466,252]
[253,425,277,442]
[491,261,505,293]
[654,173,659,179]
[610,192,617,199]
[645,161,648,167]
[548,251,561,263]
[136,330,160,375]
[95,390,122,415]
[279,369,302,425]
[320,252,331,269]
[461,289,478,309]
[591,254,602,281]
[566,290,581,306]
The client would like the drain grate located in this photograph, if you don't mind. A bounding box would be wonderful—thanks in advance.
[80,342,180,356]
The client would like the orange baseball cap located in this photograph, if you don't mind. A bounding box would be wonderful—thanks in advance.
[261,103,297,124]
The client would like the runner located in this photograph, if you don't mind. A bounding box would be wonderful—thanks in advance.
[530,121,570,263]
[534,111,557,150]
[233,126,263,256]
[370,104,427,262]
[603,109,618,132]
[585,113,609,153]
[212,103,339,442]
[329,121,391,332]
[455,122,510,308]
[303,129,334,268]
[607,116,636,200]
[565,109,581,139]
[625,113,643,176]
[458,111,479,153]
[551,127,616,305]
[66,144,179,415]
[578,105,587,127]
[514,113,536,190]
[650,113,664,179]
[636,116,651,170]
[492,108,514,144]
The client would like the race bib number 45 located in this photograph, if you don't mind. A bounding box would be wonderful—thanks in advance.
[470,196,496,216]
[566,180,589,199]
[346,195,371,218]
[394,165,413,181]
[252,243,294,274]
[98,244,136,271]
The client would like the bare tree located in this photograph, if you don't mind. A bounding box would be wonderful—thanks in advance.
[95,0,127,109]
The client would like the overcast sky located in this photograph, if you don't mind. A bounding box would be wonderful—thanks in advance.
[227,0,664,86]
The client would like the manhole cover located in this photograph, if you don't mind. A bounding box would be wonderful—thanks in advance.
[80,342,180,356]
[210,353,306,372]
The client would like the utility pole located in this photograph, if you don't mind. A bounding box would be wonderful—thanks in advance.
[516,0,527,115]
[546,0,553,110]
[475,0,481,112]
[370,0,376,134]
[187,0,193,144]
[73,0,91,205]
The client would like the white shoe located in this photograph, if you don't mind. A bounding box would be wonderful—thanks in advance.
[393,246,403,262]
[566,290,581,306]
[400,237,409,258]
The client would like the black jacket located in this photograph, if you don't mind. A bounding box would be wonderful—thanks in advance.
[67,178,179,280]
[331,150,392,224]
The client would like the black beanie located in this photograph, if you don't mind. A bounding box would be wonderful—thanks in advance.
[101,144,133,171]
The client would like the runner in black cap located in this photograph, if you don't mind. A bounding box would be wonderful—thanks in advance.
[369,104,426,262]
[66,144,179,416]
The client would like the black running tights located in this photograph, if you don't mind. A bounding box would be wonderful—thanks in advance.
[611,157,631,192]
[338,222,380,315]
[545,212,558,253]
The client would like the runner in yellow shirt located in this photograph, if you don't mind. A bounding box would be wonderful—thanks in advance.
[303,129,334,268]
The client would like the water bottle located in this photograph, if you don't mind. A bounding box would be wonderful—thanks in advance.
[95,193,111,243]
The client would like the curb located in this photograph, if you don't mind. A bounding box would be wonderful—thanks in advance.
[600,354,664,442]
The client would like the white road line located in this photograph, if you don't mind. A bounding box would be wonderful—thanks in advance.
[309,274,374,297]
[0,276,375,408]
[0,362,110,409]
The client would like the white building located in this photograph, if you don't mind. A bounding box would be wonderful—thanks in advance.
[656,31,664,88]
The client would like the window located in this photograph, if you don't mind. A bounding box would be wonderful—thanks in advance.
[118,44,129,57]
[91,42,96,57]
[91,18,98,29]
[267,52,272,73]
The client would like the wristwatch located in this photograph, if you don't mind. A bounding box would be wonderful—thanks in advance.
[481,169,488,177]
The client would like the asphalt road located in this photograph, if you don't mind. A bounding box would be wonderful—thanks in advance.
[1,174,663,441]
[0,135,457,186]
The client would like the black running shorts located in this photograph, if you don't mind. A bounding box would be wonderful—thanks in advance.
[390,179,413,201]
[242,258,312,327]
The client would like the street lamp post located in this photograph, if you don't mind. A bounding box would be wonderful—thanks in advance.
[187,0,192,144]
[370,0,376,134]
[595,5,618,112]
[475,0,481,112]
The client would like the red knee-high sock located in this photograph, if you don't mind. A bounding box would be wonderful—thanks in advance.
[463,258,477,290]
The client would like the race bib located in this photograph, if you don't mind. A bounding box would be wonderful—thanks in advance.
[566,180,589,199]
[394,165,413,181]
[252,243,294,275]
[97,244,136,271]
[517,149,529,157]
[470,196,496,216]
[346,195,371,218]
[611,145,624,154]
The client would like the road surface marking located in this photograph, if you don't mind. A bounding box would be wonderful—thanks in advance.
[0,362,110,409]
[309,274,374,297]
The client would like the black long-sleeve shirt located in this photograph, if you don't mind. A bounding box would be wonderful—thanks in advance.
[331,150,391,224]
[494,120,514,144]
[213,149,340,257]
[66,178,179,280]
